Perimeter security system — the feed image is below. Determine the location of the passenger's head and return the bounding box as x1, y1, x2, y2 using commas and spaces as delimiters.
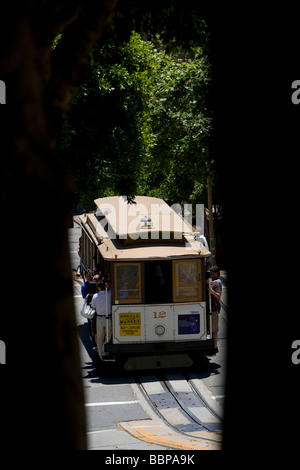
209, 265, 220, 278
96, 280, 105, 291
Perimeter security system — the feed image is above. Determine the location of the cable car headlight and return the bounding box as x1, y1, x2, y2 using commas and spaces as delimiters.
154, 324, 166, 336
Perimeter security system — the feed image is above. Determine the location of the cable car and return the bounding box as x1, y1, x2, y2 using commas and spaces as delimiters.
78, 196, 213, 369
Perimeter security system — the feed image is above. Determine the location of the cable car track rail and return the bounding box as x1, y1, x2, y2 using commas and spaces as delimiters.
186, 374, 224, 422
131, 373, 223, 447
165, 373, 224, 429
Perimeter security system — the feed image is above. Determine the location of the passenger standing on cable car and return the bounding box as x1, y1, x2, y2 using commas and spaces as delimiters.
208, 265, 222, 353
81, 270, 97, 348
91, 280, 112, 359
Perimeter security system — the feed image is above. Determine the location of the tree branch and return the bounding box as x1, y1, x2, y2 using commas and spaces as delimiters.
43, 0, 118, 142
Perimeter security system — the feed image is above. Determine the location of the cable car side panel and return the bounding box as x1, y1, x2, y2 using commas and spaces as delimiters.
112, 302, 206, 346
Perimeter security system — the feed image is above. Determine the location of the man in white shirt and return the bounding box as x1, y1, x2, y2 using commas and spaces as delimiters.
91, 281, 112, 359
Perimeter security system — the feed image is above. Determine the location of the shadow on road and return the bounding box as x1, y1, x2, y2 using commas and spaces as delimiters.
78, 322, 222, 384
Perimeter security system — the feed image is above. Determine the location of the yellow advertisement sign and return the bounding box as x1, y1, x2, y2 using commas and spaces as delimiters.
119, 312, 141, 336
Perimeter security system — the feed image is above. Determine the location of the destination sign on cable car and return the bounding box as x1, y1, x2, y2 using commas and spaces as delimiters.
119, 312, 141, 336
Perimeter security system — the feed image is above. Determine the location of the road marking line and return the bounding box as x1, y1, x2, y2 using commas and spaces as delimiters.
87, 429, 121, 435
134, 427, 208, 450
212, 395, 225, 400
85, 400, 139, 407
87, 429, 116, 434
120, 420, 222, 450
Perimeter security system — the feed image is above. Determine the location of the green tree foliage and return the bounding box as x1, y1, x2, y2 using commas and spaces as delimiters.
139, 43, 212, 204
58, 30, 212, 208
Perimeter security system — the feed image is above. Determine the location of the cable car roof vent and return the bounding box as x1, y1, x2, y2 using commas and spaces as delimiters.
140, 216, 152, 229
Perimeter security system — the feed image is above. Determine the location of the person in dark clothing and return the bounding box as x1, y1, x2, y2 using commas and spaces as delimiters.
208, 265, 222, 353
81, 270, 97, 348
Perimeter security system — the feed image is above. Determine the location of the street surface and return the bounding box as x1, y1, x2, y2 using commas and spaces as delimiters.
68, 222, 227, 450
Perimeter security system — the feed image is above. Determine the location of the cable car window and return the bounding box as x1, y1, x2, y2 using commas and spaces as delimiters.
114, 263, 141, 304
173, 259, 202, 302
145, 260, 173, 303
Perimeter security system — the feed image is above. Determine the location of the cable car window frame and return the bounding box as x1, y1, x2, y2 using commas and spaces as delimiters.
172, 259, 202, 302
114, 262, 142, 304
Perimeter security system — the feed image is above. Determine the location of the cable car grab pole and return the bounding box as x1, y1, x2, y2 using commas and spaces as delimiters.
105, 283, 109, 346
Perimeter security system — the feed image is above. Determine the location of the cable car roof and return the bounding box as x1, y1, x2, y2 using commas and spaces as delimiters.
79, 196, 210, 261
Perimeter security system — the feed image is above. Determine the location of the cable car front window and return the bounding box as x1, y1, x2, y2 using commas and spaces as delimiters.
173, 259, 202, 302
114, 263, 141, 303
145, 260, 172, 303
